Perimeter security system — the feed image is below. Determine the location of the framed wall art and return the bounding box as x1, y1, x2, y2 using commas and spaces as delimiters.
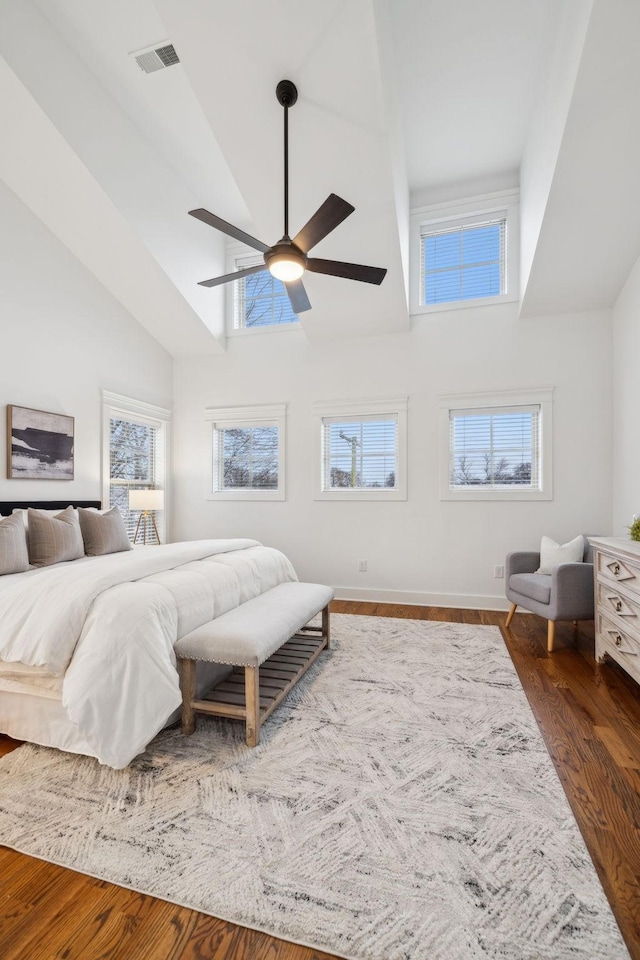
6, 405, 74, 480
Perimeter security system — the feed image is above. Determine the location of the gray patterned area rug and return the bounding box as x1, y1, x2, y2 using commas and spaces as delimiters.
0, 615, 629, 960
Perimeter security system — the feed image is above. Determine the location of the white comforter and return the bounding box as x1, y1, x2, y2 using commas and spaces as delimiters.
0, 540, 297, 768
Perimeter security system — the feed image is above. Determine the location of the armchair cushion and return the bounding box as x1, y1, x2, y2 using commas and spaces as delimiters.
509, 573, 552, 606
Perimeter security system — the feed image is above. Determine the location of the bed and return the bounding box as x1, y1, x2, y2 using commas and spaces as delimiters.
0, 501, 297, 769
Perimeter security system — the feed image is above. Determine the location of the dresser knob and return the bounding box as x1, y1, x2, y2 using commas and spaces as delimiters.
615, 599, 623, 612
612, 562, 621, 576
615, 634, 622, 647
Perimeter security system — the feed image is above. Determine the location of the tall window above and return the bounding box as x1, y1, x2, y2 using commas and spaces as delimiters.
421, 217, 506, 305
102, 392, 170, 539
206, 404, 286, 500
313, 399, 408, 501
439, 389, 553, 501
410, 190, 519, 314
234, 255, 299, 330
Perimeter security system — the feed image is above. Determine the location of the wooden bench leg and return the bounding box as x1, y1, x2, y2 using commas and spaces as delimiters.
322, 604, 331, 649
180, 658, 197, 735
245, 665, 260, 747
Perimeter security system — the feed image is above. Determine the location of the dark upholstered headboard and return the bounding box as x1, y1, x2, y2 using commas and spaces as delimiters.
0, 500, 101, 516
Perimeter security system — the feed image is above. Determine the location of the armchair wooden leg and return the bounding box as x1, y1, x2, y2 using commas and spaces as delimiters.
505, 603, 517, 628
547, 620, 556, 653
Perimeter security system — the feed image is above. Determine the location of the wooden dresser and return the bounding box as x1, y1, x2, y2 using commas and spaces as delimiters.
590, 537, 640, 686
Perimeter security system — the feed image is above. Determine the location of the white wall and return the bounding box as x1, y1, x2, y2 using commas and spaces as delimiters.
612, 251, 640, 535
519, 0, 592, 307
0, 181, 173, 503
173, 304, 612, 609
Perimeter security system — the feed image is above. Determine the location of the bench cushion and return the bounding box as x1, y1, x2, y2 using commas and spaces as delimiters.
174, 581, 334, 667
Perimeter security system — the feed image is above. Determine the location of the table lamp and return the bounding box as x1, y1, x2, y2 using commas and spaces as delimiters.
129, 489, 164, 544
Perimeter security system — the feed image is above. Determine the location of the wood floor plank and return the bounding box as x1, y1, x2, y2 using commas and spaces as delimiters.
0, 735, 20, 758
1, 602, 640, 959
0, 863, 105, 960
68, 895, 197, 960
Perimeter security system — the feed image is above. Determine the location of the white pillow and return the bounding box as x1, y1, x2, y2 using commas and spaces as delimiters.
537, 535, 584, 574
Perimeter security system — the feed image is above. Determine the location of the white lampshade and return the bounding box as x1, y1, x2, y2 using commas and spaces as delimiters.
129, 489, 164, 511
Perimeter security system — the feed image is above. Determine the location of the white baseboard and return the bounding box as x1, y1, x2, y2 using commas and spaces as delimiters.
332, 586, 511, 612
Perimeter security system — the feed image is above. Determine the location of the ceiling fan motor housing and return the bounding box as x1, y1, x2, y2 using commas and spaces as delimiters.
264, 239, 306, 282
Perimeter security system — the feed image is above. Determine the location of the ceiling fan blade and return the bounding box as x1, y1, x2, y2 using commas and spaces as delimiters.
306, 258, 387, 285
198, 264, 267, 288
189, 208, 271, 254
292, 194, 355, 254
284, 278, 312, 313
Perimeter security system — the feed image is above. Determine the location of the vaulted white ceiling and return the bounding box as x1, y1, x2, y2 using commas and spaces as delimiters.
0, 0, 637, 354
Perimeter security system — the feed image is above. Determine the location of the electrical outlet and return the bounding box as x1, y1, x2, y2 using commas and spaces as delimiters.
358, 559, 367, 572
494, 564, 505, 578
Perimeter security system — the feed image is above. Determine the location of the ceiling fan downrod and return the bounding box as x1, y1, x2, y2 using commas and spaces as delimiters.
276, 79, 298, 240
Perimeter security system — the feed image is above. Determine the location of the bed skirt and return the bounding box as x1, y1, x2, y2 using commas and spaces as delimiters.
0, 660, 231, 763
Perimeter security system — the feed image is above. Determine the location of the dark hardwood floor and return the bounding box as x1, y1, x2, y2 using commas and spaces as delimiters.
1, 601, 639, 959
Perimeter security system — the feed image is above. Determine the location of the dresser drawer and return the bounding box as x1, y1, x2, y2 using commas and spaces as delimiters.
596, 549, 640, 598
597, 612, 640, 657
596, 612, 640, 684
596, 580, 640, 635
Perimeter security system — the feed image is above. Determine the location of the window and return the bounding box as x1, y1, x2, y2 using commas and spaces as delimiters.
233, 255, 299, 330
102, 392, 170, 539
439, 389, 553, 501
410, 190, 519, 314
206, 403, 286, 500
313, 398, 408, 501
421, 217, 505, 305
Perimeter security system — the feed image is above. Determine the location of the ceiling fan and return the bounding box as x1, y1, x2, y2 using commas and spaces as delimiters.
188, 80, 387, 314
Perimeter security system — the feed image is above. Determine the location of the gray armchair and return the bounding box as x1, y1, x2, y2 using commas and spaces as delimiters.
504, 537, 596, 652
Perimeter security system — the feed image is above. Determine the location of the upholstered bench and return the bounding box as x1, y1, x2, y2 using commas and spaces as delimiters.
174, 581, 334, 746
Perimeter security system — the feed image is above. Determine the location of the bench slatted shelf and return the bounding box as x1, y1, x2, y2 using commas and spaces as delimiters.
175, 582, 333, 747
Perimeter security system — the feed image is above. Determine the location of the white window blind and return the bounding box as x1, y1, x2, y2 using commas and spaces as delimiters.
234, 256, 298, 329
421, 215, 506, 305
321, 415, 398, 491
448, 405, 540, 491
213, 425, 279, 491
109, 416, 163, 539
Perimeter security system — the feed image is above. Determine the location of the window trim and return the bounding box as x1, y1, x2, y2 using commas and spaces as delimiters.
439, 388, 553, 501
410, 189, 519, 315
225, 241, 303, 336
312, 398, 408, 501
101, 390, 171, 540
205, 402, 286, 501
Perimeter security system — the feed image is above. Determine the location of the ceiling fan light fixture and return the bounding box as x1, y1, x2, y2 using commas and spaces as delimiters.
268, 255, 305, 282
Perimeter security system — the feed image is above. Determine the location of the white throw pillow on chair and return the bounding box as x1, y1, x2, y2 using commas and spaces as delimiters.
537, 535, 584, 574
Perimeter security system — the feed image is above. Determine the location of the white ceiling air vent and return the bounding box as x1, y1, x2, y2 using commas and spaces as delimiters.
133, 43, 180, 75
